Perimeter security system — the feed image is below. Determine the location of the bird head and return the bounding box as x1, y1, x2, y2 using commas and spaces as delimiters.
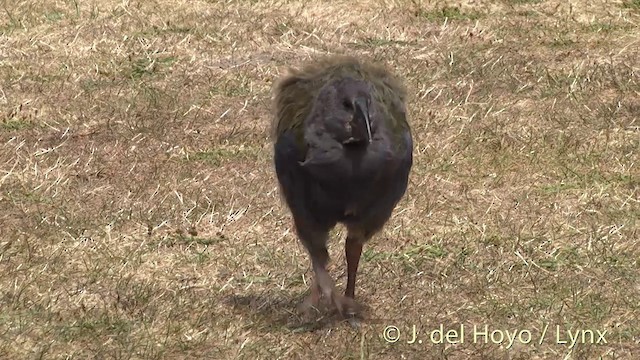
315, 77, 374, 146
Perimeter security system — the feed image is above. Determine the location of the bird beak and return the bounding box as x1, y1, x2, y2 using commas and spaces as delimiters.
353, 97, 372, 143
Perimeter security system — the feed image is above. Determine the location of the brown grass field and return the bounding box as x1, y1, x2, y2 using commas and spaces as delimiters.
1, 0, 639, 358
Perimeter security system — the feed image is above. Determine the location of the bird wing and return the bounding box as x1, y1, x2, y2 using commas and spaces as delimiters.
271, 72, 315, 153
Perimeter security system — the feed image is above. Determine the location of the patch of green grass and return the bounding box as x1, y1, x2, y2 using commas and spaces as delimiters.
537, 258, 558, 270
403, 243, 446, 259
507, 0, 544, 4
1, 15, 22, 33
585, 22, 622, 33
161, 234, 222, 247
363, 243, 446, 264
622, 0, 640, 9
362, 248, 388, 262
187, 145, 260, 165
272, 22, 289, 36
127, 56, 176, 79
1, 118, 34, 131
550, 34, 575, 47
80, 78, 113, 92
44, 11, 64, 22
208, 75, 252, 97
58, 316, 133, 342
539, 181, 579, 194
137, 25, 195, 36
515, 9, 539, 17
352, 37, 417, 49
239, 275, 270, 284
480, 233, 508, 247
192, 249, 210, 264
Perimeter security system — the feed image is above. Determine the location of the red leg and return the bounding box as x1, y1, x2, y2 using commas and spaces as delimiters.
345, 237, 363, 299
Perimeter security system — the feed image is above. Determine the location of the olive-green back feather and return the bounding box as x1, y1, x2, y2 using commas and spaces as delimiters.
271, 56, 409, 147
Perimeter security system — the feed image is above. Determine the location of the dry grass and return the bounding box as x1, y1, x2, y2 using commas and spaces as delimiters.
1, 0, 639, 358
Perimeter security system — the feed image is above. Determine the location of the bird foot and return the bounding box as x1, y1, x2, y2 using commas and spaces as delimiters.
315, 275, 362, 318
331, 293, 362, 318
346, 316, 361, 329
297, 281, 362, 319
296, 282, 323, 317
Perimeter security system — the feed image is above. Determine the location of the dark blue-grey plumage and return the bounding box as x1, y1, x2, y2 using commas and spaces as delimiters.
272, 56, 412, 316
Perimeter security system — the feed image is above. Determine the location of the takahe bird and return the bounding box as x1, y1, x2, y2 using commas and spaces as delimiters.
272, 55, 413, 316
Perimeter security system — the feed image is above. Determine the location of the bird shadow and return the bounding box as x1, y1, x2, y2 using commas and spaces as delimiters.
224, 291, 373, 333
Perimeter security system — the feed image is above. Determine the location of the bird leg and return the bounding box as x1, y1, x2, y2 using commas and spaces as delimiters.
317, 266, 360, 316
345, 234, 364, 299
295, 222, 360, 317
307, 245, 360, 316
299, 275, 321, 309
342, 225, 372, 324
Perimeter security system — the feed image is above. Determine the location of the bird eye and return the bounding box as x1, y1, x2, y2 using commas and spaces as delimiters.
343, 100, 353, 111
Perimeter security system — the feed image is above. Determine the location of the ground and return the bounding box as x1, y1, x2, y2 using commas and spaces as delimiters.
1, 0, 639, 359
